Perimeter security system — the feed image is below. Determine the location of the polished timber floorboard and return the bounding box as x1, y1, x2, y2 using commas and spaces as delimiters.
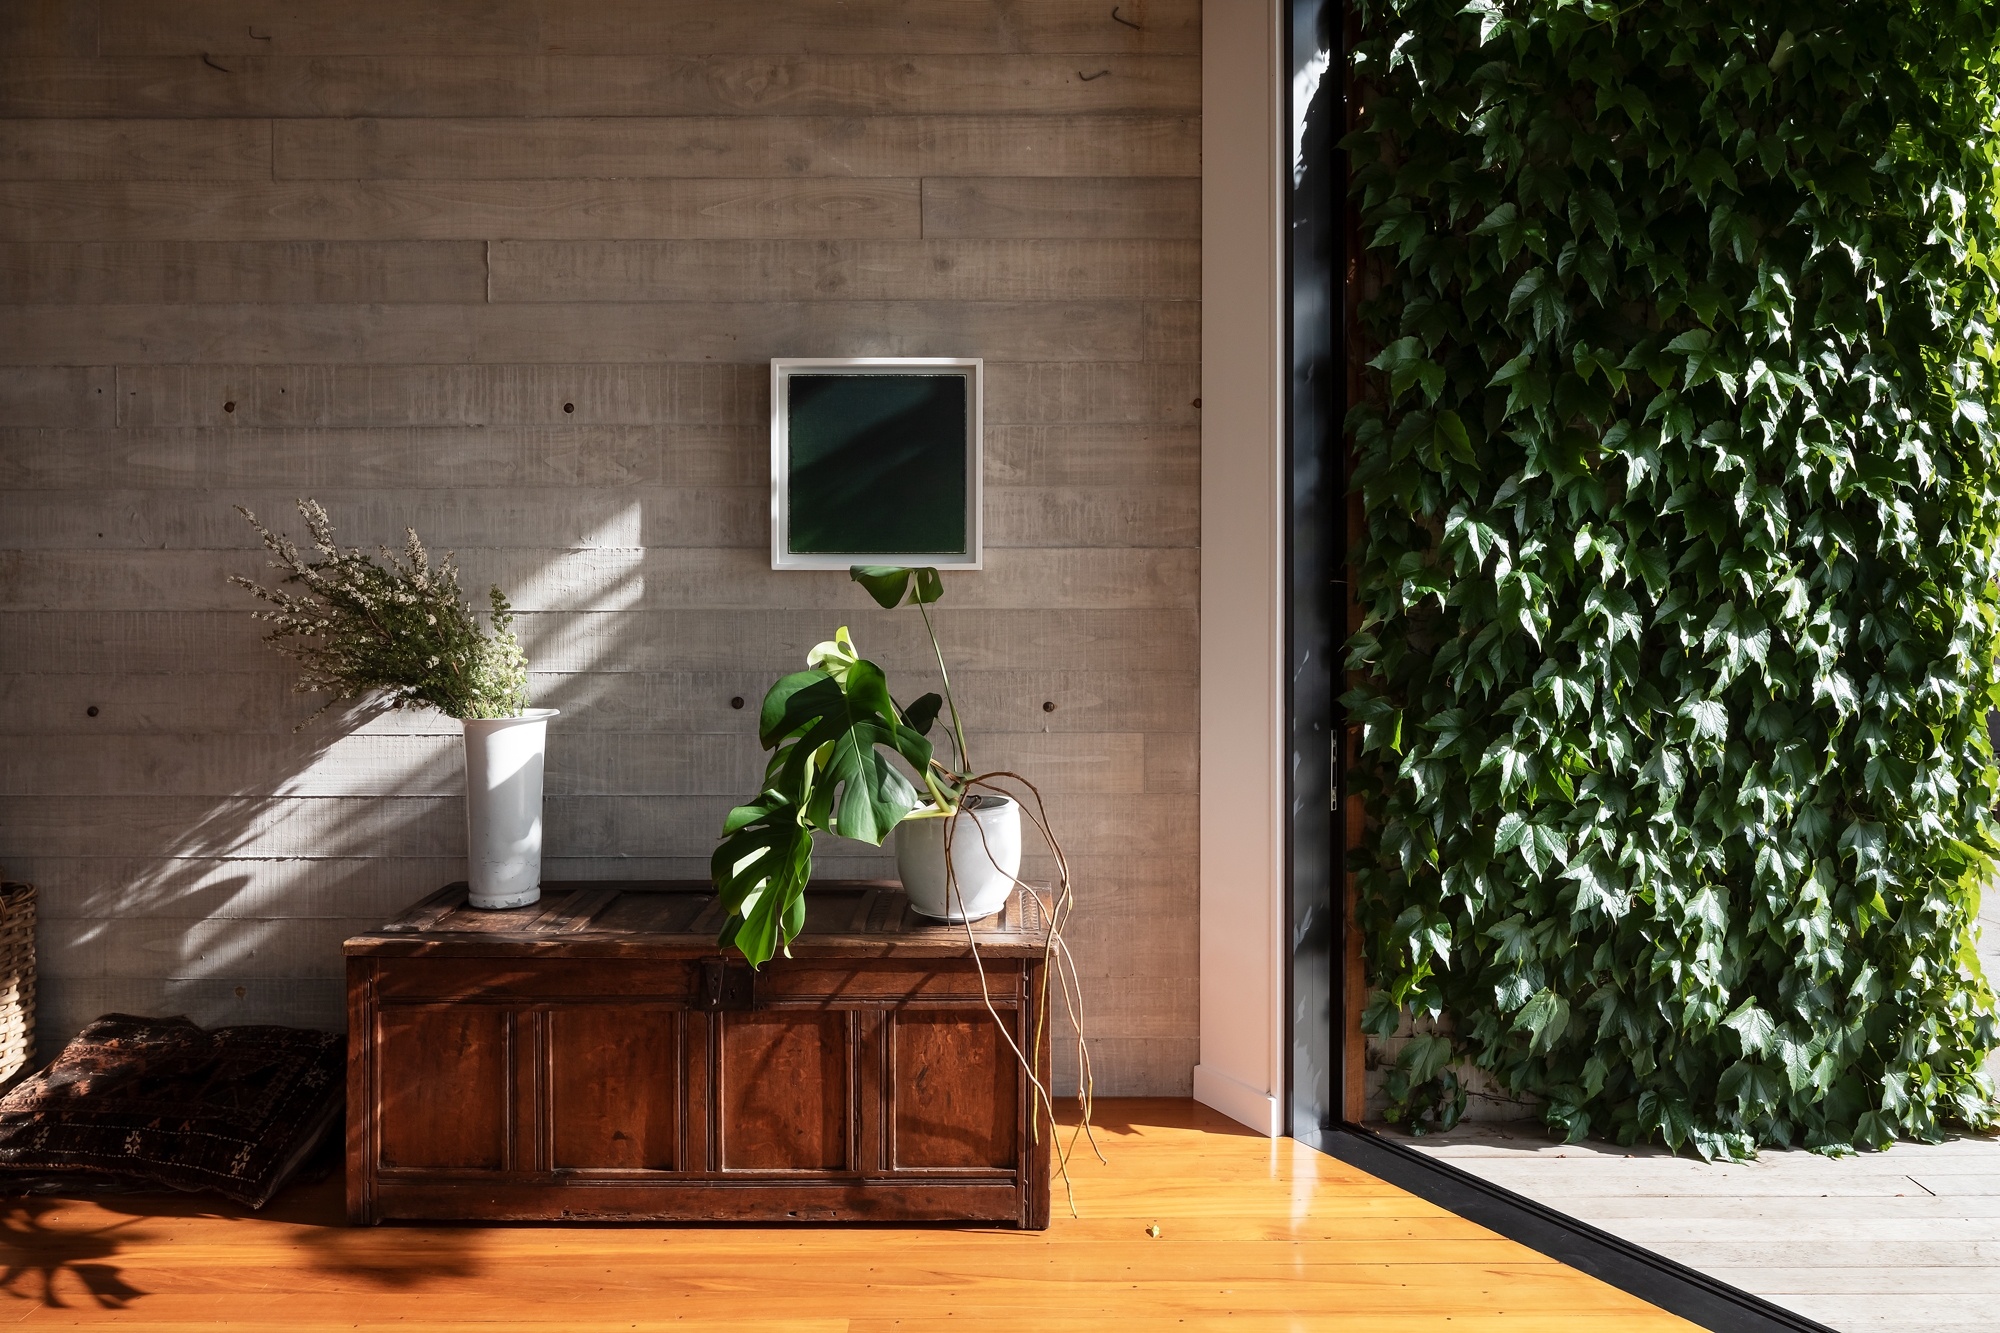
0, 1099, 1695, 1331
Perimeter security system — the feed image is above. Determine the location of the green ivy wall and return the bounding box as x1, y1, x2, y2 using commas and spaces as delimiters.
1345, 0, 2000, 1158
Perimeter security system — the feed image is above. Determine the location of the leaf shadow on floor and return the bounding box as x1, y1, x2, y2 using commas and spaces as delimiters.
0, 1192, 156, 1304
0, 1169, 489, 1313
0, 1196, 149, 1309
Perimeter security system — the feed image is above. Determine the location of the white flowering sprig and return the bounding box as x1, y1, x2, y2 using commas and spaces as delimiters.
231, 500, 529, 726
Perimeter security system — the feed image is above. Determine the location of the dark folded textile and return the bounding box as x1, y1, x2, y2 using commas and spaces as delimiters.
0, 1014, 343, 1208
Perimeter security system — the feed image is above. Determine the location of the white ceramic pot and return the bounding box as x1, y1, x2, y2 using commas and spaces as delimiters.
894, 794, 1022, 922
462, 708, 558, 910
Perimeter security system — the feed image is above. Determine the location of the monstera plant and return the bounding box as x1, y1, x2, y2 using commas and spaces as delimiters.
713, 565, 1102, 1208
711, 565, 972, 968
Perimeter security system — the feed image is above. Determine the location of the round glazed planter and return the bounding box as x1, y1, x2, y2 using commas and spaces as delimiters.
893, 794, 1022, 922
462, 708, 558, 910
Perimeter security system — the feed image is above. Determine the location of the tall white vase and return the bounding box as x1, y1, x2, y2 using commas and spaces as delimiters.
462, 708, 558, 910
894, 794, 1022, 922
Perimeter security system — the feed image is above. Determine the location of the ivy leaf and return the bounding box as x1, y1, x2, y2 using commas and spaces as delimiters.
1554, 369, 1612, 423
1640, 744, 1687, 801
1566, 187, 1620, 245
1854, 1111, 1898, 1150
1345, 691, 1406, 755
1838, 820, 1897, 893
1665, 328, 1739, 396
1481, 737, 1537, 797
1369, 336, 1447, 404
1572, 343, 1628, 393
1684, 146, 1741, 201
1776, 1031, 1828, 1093
1514, 988, 1572, 1055
1680, 696, 1729, 743
1434, 408, 1477, 463
1812, 669, 1859, 718
1520, 820, 1570, 876
1768, 29, 1796, 70
1723, 1000, 1778, 1057
1444, 505, 1506, 569
1704, 603, 1771, 681
1490, 352, 1551, 415
1370, 200, 1428, 259
1508, 267, 1570, 340
1597, 82, 1653, 130
1558, 239, 1616, 304
1487, 912, 1537, 966
1708, 206, 1757, 264
1362, 989, 1404, 1039
1461, 0, 1508, 48
1628, 545, 1670, 599
1586, 586, 1644, 646
1400, 1033, 1456, 1083
1719, 1060, 1787, 1116
1473, 201, 1543, 264
1561, 855, 1628, 919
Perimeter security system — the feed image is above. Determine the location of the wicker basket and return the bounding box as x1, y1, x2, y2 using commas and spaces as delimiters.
0, 883, 35, 1085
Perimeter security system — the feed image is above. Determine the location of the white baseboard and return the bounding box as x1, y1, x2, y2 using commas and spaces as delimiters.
1192, 1063, 1282, 1137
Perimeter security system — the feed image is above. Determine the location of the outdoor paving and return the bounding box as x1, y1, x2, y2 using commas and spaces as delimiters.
1376, 895, 2000, 1332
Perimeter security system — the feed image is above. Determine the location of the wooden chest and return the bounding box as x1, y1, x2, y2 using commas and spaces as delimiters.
344, 880, 1052, 1228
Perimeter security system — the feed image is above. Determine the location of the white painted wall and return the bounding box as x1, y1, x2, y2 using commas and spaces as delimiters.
1195, 0, 1287, 1137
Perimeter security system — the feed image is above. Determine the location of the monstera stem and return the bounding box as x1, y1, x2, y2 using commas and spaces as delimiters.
918, 763, 961, 818
917, 596, 972, 783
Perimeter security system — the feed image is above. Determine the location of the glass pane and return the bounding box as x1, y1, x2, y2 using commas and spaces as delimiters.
786, 372, 968, 556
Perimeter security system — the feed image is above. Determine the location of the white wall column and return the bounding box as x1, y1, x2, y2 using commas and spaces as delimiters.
1195, 0, 1287, 1138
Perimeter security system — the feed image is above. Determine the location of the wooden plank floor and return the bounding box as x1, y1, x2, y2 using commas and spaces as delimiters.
1389, 897, 2000, 1332
0, 1099, 1694, 1331
1387, 1119, 2000, 1333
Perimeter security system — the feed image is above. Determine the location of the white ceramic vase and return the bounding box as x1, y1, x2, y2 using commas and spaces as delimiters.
894, 794, 1022, 922
462, 708, 558, 910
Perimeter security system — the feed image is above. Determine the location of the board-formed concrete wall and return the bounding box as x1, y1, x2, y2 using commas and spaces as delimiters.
0, 0, 1200, 1093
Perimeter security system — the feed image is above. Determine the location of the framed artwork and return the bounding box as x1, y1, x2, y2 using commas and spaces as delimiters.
769, 357, 983, 571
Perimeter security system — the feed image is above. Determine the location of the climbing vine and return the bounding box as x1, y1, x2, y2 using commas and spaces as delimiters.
1344, 0, 2000, 1157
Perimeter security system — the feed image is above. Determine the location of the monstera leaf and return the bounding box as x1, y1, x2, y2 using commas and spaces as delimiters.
851, 564, 942, 608
710, 792, 812, 968
712, 626, 939, 967
848, 564, 971, 776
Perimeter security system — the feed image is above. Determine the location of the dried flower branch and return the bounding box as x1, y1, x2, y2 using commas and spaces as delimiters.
231, 500, 529, 726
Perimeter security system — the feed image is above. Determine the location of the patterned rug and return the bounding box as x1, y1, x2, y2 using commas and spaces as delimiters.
0, 1014, 343, 1208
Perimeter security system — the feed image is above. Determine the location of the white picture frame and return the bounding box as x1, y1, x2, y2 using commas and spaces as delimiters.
770, 357, 983, 572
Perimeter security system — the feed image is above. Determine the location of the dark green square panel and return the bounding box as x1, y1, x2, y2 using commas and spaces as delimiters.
786, 373, 969, 556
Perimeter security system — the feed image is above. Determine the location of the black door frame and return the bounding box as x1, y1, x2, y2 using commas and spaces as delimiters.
1284, 0, 1345, 1148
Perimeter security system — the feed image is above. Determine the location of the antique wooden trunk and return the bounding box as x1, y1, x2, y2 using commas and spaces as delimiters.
344, 880, 1052, 1227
